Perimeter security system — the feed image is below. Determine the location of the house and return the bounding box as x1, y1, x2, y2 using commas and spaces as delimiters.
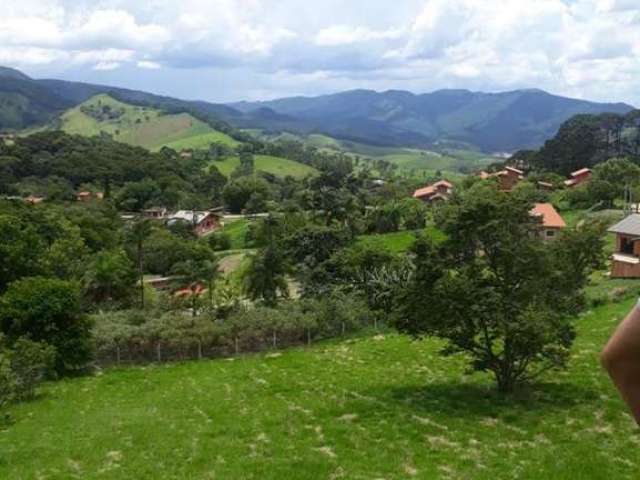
76, 191, 92, 202
413, 180, 453, 203
142, 207, 168, 219
564, 168, 592, 188
24, 195, 44, 204
479, 166, 524, 192
76, 191, 103, 202
167, 210, 221, 236
537, 181, 554, 191
530, 203, 566, 240
608, 214, 640, 278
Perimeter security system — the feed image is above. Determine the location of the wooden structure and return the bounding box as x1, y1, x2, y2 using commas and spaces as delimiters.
479, 167, 523, 192
167, 210, 221, 236
530, 203, 566, 240
413, 180, 453, 203
608, 214, 640, 278
142, 207, 168, 219
564, 168, 592, 188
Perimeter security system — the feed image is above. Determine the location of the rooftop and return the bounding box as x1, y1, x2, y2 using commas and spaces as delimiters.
608, 214, 640, 237
530, 203, 566, 228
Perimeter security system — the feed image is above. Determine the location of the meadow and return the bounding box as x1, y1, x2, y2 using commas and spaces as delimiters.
209, 155, 318, 179
59, 94, 238, 151
0, 297, 637, 479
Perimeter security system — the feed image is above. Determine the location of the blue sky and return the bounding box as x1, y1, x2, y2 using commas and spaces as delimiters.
2, 0, 639, 105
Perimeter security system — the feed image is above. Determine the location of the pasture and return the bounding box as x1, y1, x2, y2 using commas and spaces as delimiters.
0, 298, 637, 479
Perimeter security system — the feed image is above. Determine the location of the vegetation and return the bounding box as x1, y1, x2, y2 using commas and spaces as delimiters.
0, 298, 637, 479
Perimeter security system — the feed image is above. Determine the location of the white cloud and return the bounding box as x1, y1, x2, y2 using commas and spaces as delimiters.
137, 60, 161, 69
0, 0, 638, 105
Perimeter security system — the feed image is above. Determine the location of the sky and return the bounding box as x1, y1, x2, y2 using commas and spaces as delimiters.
1, 0, 639, 105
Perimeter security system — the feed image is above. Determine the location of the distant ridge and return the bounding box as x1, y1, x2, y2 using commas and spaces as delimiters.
229, 88, 634, 152
0, 65, 634, 152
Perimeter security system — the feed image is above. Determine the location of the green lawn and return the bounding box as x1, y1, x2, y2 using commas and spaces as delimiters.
209, 155, 318, 179
1, 298, 637, 479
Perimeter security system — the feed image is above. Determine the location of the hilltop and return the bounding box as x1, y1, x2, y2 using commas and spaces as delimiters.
58, 94, 238, 151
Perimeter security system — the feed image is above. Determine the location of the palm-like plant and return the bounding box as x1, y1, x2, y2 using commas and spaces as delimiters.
125, 219, 153, 309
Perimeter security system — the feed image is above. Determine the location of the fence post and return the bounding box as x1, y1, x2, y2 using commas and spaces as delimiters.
307, 328, 311, 346
116, 344, 121, 364
156, 342, 162, 362
197, 340, 203, 360
234, 336, 239, 354
273, 330, 277, 349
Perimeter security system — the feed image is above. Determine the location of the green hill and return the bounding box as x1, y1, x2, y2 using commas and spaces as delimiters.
210, 154, 318, 179
0, 297, 636, 479
59, 94, 238, 151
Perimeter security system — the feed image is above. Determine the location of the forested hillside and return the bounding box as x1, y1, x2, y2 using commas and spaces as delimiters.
516, 110, 640, 175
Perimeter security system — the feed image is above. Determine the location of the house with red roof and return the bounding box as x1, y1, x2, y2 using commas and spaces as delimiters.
413, 180, 453, 203
479, 166, 524, 192
564, 168, 592, 188
530, 203, 566, 240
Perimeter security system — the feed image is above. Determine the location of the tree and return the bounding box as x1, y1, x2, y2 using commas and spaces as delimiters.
171, 254, 220, 315
0, 277, 93, 375
83, 249, 137, 304
126, 219, 153, 309
223, 177, 271, 213
394, 183, 604, 393
244, 244, 289, 307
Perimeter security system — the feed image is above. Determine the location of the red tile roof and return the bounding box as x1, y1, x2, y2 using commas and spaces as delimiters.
530, 203, 566, 228
570, 168, 591, 177
412, 180, 452, 199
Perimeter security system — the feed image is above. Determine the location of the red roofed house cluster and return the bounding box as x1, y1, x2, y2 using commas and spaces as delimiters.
530, 203, 566, 240
413, 180, 454, 203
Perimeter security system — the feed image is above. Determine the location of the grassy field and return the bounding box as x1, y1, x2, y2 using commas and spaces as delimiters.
58, 94, 238, 151
1, 297, 637, 479
209, 155, 318, 179
356, 226, 447, 254
220, 218, 252, 250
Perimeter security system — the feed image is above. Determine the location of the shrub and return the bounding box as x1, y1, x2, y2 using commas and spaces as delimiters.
0, 277, 93, 375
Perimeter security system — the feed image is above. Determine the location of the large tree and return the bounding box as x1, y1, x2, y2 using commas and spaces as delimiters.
0, 277, 93, 375
394, 183, 605, 392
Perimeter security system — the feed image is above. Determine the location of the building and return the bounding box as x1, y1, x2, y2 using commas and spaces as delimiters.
76, 191, 103, 202
142, 207, 168, 219
167, 210, 221, 236
479, 166, 524, 192
564, 168, 592, 188
413, 180, 453, 203
76, 191, 92, 202
537, 181, 554, 191
24, 195, 44, 204
608, 214, 640, 278
530, 203, 566, 240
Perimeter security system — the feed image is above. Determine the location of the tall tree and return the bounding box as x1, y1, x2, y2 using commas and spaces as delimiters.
126, 219, 153, 309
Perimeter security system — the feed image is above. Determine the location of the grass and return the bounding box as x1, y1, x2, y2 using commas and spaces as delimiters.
220, 218, 251, 250
209, 155, 318, 179
356, 226, 446, 254
1, 298, 638, 479
58, 94, 237, 150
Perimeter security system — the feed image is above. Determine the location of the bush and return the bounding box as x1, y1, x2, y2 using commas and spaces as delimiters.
0, 277, 93, 375
0, 334, 54, 416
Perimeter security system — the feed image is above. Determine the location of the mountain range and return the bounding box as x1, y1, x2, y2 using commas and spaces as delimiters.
0, 66, 634, 152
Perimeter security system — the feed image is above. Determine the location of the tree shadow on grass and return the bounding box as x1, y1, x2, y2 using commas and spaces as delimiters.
360, 380, 602, 421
